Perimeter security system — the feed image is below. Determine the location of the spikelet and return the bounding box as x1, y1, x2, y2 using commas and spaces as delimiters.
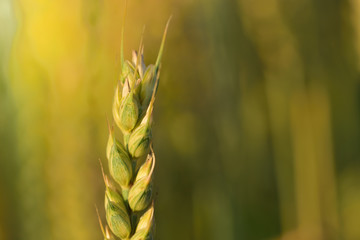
135, 149, 155, 182
116, 79, 140, 132
99, 8, 171, 239
128, 149, 155, 211
130, 204, 155, 240
128, 178, 153, 212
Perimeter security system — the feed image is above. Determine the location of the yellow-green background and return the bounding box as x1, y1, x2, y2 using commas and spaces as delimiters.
1, 0, 360, 239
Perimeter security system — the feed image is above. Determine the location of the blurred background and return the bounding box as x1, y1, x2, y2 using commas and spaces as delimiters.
1, 0, 360, 239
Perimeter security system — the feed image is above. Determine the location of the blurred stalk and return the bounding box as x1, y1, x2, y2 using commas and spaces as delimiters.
198, 0, 249, 239
339, 167, 360, 240
237, 1, 341, 238
10, 0, 99, 239
290, 91, 323, 240
281, 0, 356, 238
310, 85, 339, 239
336, 2, 360, 240
289, 84, 339, 240
350, 0, 360, 71
10, 1, 50, 239
237, 0, 302, 234
0, 0, 16, 239
313, 0, 360, 171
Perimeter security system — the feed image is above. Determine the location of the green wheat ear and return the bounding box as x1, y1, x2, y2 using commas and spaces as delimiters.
99, 5, 171, 239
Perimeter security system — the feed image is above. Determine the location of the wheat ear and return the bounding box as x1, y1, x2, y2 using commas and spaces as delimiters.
99, 17, 171, 240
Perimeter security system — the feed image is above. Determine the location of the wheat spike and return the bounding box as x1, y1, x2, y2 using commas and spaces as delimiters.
101, 11, 170, 240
